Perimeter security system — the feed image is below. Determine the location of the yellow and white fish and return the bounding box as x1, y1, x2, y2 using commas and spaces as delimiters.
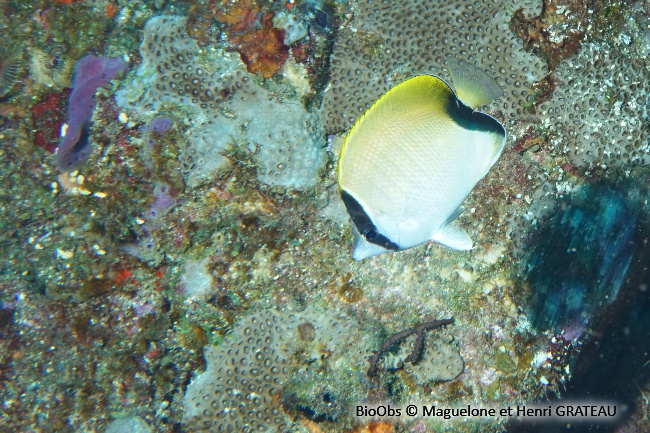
337, 59, 506, 260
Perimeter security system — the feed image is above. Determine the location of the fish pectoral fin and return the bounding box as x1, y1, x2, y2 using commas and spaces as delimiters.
447, 58, 504, 110
432, 223, 473, 250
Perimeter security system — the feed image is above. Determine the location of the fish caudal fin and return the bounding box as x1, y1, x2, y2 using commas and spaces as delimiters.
432, 222, 473, 250
448, 58, 503, 110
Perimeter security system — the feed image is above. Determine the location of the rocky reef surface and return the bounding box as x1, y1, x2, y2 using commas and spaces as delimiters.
1, 0, 650, 433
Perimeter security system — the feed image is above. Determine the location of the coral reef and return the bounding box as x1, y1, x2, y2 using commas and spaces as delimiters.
183, 305, 468, 430
182, 307, 371, 432
539, 41, 650, 171
117, 15, 326, 190
4, 1, 650, 433
502, 2, 650, 258
320, 0, 547, 133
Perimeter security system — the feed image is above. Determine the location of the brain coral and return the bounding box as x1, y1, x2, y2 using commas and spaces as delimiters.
540, 41, 650, 170
320, 0, 547, 133
183, 310, 293, 432
183, 307, 466, 430
117, 16, 325, 189
182, 308, 368, 432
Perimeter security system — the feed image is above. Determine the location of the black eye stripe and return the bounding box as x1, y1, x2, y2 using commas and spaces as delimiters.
340, 190, 399, 251
364, 229, 377, 240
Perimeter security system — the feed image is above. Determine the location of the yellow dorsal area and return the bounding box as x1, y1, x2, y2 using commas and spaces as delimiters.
338, 75, 455, 186
447, 58, 504, 110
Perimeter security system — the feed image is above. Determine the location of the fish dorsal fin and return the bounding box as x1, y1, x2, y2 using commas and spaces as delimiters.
447, 58, 504, 110
432, 222, 473, 250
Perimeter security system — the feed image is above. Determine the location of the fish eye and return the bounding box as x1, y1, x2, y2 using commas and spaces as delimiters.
364, 229, 378, 240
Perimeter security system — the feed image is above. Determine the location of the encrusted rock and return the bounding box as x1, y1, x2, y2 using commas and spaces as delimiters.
382, 333, 464, 384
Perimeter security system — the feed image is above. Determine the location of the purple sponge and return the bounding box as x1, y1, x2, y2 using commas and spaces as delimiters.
56, 55, 127, 171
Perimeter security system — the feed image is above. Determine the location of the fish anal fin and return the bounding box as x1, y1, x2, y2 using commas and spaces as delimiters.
447, 58, 504, 110
432, 222, 473, 250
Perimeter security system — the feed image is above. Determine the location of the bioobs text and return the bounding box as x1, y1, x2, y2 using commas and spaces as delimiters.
356, 405, 401, 417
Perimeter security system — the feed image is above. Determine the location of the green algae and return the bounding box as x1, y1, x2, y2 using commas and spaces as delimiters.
495, 351, 517, 375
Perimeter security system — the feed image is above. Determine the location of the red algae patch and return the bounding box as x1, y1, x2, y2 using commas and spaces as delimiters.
214, 0, 289, 78
30, 90, 68, 153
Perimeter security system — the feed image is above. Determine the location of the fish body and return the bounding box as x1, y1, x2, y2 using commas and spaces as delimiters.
337, 59, 506, 260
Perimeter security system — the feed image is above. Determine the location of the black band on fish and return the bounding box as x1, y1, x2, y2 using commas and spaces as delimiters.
445, 89, 506, 138
340, 190, 399, 251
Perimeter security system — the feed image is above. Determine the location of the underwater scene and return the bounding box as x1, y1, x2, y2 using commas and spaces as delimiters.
1, 0, 650, 432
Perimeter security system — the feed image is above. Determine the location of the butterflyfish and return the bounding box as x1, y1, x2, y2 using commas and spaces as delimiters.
337, 58, 506, 260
